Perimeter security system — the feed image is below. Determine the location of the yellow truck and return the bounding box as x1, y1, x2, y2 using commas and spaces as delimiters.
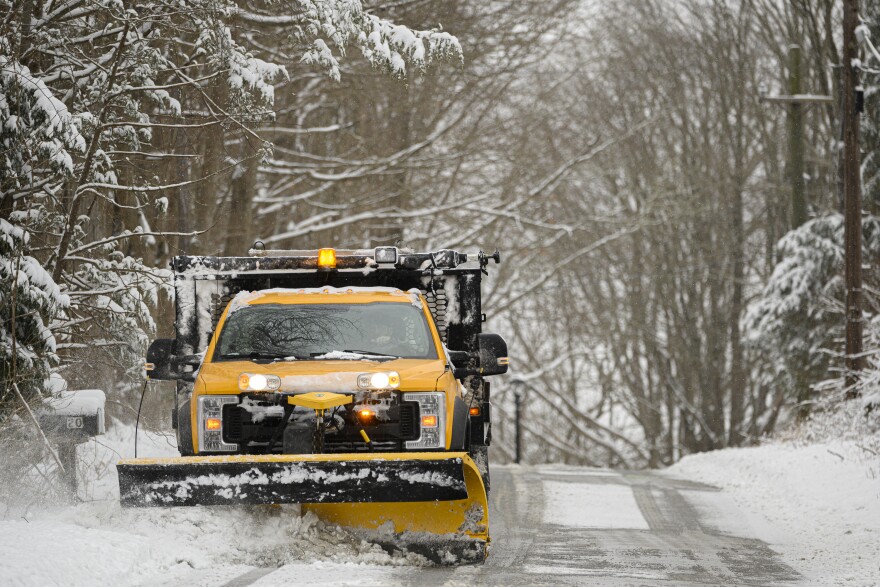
118, 247, 507, 562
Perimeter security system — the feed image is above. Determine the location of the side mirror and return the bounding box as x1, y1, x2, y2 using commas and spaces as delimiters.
146, 339, 177, 380
478, 333, 509, 376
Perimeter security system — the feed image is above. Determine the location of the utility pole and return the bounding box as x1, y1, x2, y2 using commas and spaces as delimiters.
760, 45, 833, 230
760, 46, 832, 418
842, 0, 865, 395
788, 45, 807, 228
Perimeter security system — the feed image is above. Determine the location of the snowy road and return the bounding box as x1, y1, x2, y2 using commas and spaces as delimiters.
189, 466, 800, 586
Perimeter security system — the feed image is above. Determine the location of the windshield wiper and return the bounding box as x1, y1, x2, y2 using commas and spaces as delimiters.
342, 349, 398, 357
221, 352, 304, 361
307, 350, 398, 360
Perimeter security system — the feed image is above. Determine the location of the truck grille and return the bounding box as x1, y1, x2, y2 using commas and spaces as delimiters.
399, 402, 416, 438
223, 406, 244, 441
222, 396, 421, 451
323, 440, 400, 453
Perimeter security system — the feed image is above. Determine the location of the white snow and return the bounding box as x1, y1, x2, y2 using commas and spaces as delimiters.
311, 350, 387, 361
541, 478, 650, 530
43, 389, 105, 417
0, 422, 425, 586
666, 439, 880, 586
0, 502, 415, 587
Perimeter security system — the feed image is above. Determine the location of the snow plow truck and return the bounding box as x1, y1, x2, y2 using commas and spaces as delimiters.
117, 246, 508, 562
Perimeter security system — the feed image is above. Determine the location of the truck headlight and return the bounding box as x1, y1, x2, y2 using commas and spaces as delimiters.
405, 392, 446, 450
238, 373, 281, 391
197, 395, 238, 452
357, 371, 400, 390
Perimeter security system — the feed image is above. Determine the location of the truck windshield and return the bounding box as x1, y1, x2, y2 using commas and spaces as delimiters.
214, 302, 438, 361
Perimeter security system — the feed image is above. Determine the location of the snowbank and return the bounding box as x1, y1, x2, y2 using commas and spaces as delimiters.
0, 423, 426, 586
666, 438, 880, 586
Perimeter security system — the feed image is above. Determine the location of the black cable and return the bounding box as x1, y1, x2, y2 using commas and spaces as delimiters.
134, 379, 148, 458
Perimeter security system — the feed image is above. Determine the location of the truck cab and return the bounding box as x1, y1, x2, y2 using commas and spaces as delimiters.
193, 287, 481, 456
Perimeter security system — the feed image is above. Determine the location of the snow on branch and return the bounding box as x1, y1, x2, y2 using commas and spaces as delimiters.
0, 56, 86, 184
292, 1, 462, 80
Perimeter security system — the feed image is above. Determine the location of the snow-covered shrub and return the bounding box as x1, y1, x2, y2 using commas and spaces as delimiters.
746, 214, 880, 409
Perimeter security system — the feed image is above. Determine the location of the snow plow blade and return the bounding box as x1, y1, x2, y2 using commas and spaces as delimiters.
118, 452, 488, 562
117, 452, 472, 506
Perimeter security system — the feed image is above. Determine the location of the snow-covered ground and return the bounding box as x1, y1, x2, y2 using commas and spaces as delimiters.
0, 424, 423, 587
667, 416, 880, 586
2, 405, 878, 586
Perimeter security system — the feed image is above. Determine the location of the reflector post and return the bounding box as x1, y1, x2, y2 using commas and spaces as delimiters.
317, 248, 337, 270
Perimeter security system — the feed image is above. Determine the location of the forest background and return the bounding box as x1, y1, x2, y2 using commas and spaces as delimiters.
2, 0, 880, 478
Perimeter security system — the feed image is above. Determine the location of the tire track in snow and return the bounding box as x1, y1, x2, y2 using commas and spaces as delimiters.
221, 566, 282, 586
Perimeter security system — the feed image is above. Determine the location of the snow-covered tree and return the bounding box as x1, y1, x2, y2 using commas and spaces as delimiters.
745, 214, 880, 408
0, 217, 69, 408
0, 0, 461, 409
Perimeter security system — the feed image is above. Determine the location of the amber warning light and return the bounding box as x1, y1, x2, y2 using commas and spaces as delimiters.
421, 415, 438, 427
317, 248, 337, 269
205, 418, 221, 431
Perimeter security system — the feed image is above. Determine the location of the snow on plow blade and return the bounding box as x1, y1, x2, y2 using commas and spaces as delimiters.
117, 452, 470, 507
118, 452, 489, 562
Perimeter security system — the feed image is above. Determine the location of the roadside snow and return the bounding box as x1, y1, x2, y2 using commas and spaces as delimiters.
0, 501, 416, 587
666, 439, 880, 586
0, 423, 425, 586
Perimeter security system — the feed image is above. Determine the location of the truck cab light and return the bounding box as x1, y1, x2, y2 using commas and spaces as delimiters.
205, 417, 221, 431
317, 248, 336, 269
421, 415, 438, 427
374, 246, 398, 265
469, 407, 481, 417
359, 409, 376, 419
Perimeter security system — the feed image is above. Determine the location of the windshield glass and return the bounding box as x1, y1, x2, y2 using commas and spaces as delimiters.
214, 302, 438, 361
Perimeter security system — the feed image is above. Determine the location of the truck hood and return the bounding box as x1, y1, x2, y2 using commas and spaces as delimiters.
197, 358, 448, 394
